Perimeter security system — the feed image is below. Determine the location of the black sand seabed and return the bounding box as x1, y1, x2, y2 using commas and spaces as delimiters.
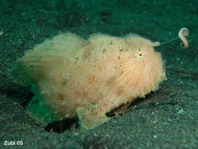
0, 0, 198, 148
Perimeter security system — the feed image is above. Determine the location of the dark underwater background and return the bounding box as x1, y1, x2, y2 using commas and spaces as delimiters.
0, 0, 198, 148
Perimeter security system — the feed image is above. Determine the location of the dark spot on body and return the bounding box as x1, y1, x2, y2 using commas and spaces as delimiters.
62, 79, 68, 85
58, 93, 64, 101
102, 48, 106, 53
107, 76, 116, 86
117, 88, 124, 96
75, 58, 78, 63
88, 75, 96, 84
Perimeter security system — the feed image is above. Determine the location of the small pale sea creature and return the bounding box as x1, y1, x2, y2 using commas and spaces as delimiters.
11, 28, 189, 130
